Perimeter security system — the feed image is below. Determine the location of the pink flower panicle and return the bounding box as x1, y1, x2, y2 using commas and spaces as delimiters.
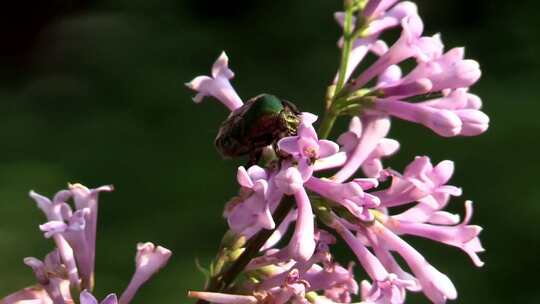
1, 184, 171, 304
188, 1, 487, 303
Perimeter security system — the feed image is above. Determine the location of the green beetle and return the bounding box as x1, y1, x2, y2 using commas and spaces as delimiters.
215, 94, 301, 162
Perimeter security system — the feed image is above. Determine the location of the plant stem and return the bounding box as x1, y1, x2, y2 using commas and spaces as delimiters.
319, 1, 355, 139
196, 196, 295, 304
335, 3, 355, 93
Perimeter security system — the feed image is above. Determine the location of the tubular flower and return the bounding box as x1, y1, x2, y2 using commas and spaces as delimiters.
2, 185, 171, 304
186, 51, 244, 111
119, 243, 173, 304
337, 116, 400, 179
80, 291, 118, 304
1, 0, 489, 303
225, 165, 275, 236
359, 34, 488, 137
187, 0, 487, 303
333, 0, 489, 138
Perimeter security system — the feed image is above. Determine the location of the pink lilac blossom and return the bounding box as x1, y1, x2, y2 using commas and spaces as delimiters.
186, 51, 244, 111
0, 0, 488, 303
333, 1, 489, 139
361, 32, 488, 137
224, 165, 275, 236
80, 291, 118, 304
335, 1, 420, 83
337, 116, 400, 179
187, 0, 487, 303
333, 115, 392, 183
187, 116, 484, 303
216, 232, 361, 304
278, 113, 340, 180
1, 184, 171, 304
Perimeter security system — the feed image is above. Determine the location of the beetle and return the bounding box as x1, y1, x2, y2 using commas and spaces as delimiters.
215, 93, 301, 163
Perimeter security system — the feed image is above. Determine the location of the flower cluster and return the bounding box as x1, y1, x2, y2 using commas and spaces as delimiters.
1, 184, 172, 304
186, 1, 487, 303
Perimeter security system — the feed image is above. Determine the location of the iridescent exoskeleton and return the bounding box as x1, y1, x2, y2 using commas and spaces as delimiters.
215, 94, 301, 162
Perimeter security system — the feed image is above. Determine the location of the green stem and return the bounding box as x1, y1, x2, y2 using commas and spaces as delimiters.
319, 1, 356, 139
335, 2, 355, 93
196, 197, 295, 304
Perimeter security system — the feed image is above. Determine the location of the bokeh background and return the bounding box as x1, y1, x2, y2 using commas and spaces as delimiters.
0, 0, 538, 303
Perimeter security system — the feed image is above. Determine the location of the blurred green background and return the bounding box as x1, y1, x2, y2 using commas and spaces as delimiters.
0, 0, 538, 303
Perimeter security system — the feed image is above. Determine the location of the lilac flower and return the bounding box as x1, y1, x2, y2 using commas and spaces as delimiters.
367, 58, 488, 136
80, 290, 118, 304
30, 184, 113, 290
186, 1, 487, 303
389, 201, 485, 267
363, 0, 402, 21
360, 274, 415, 304
312, 151, 348, 172
187, 291, 259, 304
377, 76, 433, 99
3, 1, 489, 302
278, 113, 340, 179
186, 51, 244, 111
2, 184, 171, 304
275, 166, 306, 196
334, 1, 489, 139
399, 48, 481, 92
190, 238, 360, 304
372, 99, 463, 137
285, 189, 316, 262
330, 216, 413, 304
363, 2, 419, 37
305, 177, 380, 221
188, 112, 482, 298
1, 286, 52, 304
224, 166, 275, 236
369, 222, 458, 303
275, 167, 316, 261
68, 184, 113, 263
254, 231, 334, 288
120, 242, 172, 304
268, 269, 311, 304
349, 15, 442, 91
260, 209, 298, 251
369, 241, 421, 293
306, 263, 359, 303
417, 89, 489, 136
22, 251, 72, 304
268, 155, 481, 303
372, 156, 462, 207
331, 219, 385, 283
337, 116, 399, 178
333, 115, 391, 183
30, 193, 82, 290
370, 90, 488, 137
335, 2, 420, 83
